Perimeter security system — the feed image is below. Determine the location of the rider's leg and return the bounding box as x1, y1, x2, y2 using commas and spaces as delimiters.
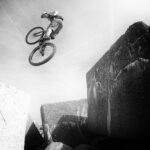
42, 27, 52, 41
50, 21, 63, 39
46, 28, 52, 38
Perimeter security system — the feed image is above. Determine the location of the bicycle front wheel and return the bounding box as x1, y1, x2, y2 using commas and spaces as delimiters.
25, 26, 44, 45
29, 43, 56, 66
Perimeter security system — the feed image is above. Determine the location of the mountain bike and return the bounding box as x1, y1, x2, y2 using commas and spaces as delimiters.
25, 26, 56, 66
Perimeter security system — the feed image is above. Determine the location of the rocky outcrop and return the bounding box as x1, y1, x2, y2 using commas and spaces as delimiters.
51, 115, 87, 148
0, 84, 30, 150
74, 144, 98, 150
25, 118, 45, 150
40, 99, 88, 148
86, 21, 150, 139
40, 99, 87, 127
45, 142, 73, 150
40, 22, 150, 150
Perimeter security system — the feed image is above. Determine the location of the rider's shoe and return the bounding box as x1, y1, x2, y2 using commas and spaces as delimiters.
50, 33, 56, 39
42, 37, 50, 41
51, 36, 55, 39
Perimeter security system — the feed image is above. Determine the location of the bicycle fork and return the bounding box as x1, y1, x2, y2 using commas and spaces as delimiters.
39, 42, 45, 56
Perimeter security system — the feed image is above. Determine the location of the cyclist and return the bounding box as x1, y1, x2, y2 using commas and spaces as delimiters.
41, 11, 64, 40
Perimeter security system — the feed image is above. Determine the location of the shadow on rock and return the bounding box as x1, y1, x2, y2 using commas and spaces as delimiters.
51, 115, 88, 148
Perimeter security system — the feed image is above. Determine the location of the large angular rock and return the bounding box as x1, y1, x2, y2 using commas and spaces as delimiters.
24, 117, 45, 150
40, 99, 87, 143
51, 115, 87, 148
45, 142, 73, 150
74, 144, 97, 150
86, 21, 150, 139
0, 84, 30, 150
40, 99, 87, 126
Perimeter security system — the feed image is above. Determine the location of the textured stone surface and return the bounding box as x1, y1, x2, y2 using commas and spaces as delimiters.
40, 99, 87, 143
75, 144, 97, 150
25, 120, 45, 150
0, 83, 30, 150
45, 142, 73, 150
89, 138, 149, 150
51, 115, 87, 148
86, 21, 150, 138
40, 99, 87, 126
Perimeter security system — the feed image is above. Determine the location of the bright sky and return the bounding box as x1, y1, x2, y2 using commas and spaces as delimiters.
0, 0, 150, 123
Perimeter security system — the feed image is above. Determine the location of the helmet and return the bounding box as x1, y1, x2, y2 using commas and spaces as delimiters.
54, 11, 59, 16
50, 11, 59, 16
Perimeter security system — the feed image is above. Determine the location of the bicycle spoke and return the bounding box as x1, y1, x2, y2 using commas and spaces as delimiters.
32, 50, 42, 61
43, 46, 53, 56
30, 44, 55, 65
33, 31, 43, 37
26, 27, 44, 44
29, 43, 56, 66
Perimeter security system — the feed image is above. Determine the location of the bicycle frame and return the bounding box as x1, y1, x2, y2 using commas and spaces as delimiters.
33, 31, 44, 37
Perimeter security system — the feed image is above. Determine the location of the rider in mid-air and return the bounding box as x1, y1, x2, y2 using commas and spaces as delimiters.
41, 11, 64, 40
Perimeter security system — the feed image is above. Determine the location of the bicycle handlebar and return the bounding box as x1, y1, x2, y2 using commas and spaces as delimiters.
41, 13, 63, 21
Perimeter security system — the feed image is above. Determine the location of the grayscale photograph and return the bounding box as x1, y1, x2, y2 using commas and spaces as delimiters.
0, 0, 150, 150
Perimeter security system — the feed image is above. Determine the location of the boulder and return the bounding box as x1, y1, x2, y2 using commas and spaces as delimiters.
40, 99, 88, 145
86, 21, 150, 139
74, 144, 97, 150
51, 115, 87, 148
25, 118, 45, 150
0, 84, 30, 150
45, 142, 73, 150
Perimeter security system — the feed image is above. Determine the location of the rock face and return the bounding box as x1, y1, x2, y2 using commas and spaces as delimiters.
40, 99, 87, 144
40, 99, 88, 148
24, 120, 45, 150
51, 115, 87, 148
74, 144, 97, 150
0, 84, 30, 150
45, 142, 73, 150
40, 99, 87, 127
86, 21, 150, 139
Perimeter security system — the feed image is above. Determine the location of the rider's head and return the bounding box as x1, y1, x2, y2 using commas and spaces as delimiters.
54, 11, 59, 16
50, 11, 59, 16
41, 11, 59, 19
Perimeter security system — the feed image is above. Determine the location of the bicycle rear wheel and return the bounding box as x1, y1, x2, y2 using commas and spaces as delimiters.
29, 43, 56, 66
25, 26, 44, 45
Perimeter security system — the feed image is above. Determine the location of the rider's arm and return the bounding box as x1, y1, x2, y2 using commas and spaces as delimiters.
54, 15, 64, 21
41, 12, 64, 21
41, 13, 53, 21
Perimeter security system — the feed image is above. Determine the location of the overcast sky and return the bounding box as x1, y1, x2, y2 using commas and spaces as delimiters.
0, 0, 150, 123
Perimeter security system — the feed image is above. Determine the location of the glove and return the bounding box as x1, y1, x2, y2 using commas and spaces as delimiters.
55, 15, 64, 21
41, 14, 44, 18
41, 13, 48, 18
60, 17, 64, 21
